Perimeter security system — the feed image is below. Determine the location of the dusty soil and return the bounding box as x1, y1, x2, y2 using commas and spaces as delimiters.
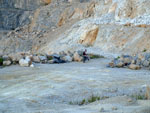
0, 59, 150, 113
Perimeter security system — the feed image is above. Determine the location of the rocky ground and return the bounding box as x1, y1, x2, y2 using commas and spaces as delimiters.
1, 0, 150, 113
0, 59, 150, 113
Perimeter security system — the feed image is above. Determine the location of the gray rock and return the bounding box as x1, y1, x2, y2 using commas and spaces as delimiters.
39, 56, 47, 62
62, 55, 73, 62
142, 60, 150, 67
9, 53, 23, 62
0, 0, 51, 30
2, 55, 10, 61
120, 55, 132, 65
136, 59, 142, 66
144, 53, 150, 61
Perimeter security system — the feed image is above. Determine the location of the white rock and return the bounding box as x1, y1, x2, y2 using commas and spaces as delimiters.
19, 59, 30, 67
30, 64, 35, 68
3, 60, 11, 66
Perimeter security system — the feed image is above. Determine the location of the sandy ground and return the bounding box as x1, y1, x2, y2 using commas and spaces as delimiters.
0, 58, 150, 113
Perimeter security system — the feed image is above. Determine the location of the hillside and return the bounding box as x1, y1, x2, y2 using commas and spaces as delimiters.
1, 0, 150, 57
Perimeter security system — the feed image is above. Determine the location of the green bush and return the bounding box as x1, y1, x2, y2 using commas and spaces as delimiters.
131, 94, 146, 100
0, 57, 3, 66
143, 48, 147, 52
47, 56, 53, 60
89, 54, 104, 59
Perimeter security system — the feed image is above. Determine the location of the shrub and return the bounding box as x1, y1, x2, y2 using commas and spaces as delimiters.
69, 95, 103, 106
143, 48, 147, 52
89, 54, 104, 59
0, 57, 3, 66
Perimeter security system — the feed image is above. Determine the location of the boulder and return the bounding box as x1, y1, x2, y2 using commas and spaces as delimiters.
62, 55, 73, 62
38, 55, 47, 63
108, 62, 115, 68
19, 56, 32, 67
9, 53, 23, 62
116, 61, 124, 68
146, 86, 150, 100
136, 59, 142, 66
3, 60, 11, 66
30, 64, 35, 68
32, 56, 40, 63
48, 60, 54, 64
109, 59, 124, 68
2, 55, 10, 61
120, 55, 132, 65
73, 52, 83, 62
144, 53, 150, 61
128, 64, 141, 70
142, 60, 150, 67
19, 59, 30, 67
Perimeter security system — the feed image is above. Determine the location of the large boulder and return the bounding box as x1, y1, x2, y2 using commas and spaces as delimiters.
108, 59, 124, 68
73, 52, 83, 62
120, 55, 132, 65
3, 60, 11, 66
19, 56, 32, 67
142, 60, 150, 67
9, 53, 23, 62
128, 64, 141, 70
62, 55, 73, 62
2, 55, 11, 61
78, 24, 99, 46
32, 56, 41, 63
38, 55, 47, 63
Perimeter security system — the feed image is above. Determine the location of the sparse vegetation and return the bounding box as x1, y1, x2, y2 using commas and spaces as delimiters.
69, 95, 106, 106
47, 56, 53, 60
143, 48, 147, 52
0, 57, 3, 66
131, 94, 147, 100
116, 56, 120, 59
89, 54, 104, 59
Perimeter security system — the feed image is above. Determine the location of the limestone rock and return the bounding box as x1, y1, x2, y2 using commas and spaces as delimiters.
120, 55, 132, 65
19, 59, 30, 67
19, 56, 32, 67
145, 86, 150, 100
9, 53, 23, 62
39, 56, 47, 62
3, 60, 11, 66
128, 64, 141, 70
73, 52, 83, 62
63, 55, 73, 62
32, 56, 40, 63
142, 60, 150, 67
79, 24, 99, 46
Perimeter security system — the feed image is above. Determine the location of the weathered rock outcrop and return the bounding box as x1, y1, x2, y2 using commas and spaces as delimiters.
1, 0, 150, 57
0, 0, 51, 30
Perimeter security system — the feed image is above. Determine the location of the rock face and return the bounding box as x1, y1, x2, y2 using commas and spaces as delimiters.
1, 0, 150, 56
0, 0, 51, 30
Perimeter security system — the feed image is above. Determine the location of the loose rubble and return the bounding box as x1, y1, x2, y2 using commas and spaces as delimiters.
108, 52, 150, 70
0, 50, 103, 67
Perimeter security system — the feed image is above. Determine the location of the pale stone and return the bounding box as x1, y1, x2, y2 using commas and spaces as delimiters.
3, 60, 11, 66
128, 64, 141, 70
